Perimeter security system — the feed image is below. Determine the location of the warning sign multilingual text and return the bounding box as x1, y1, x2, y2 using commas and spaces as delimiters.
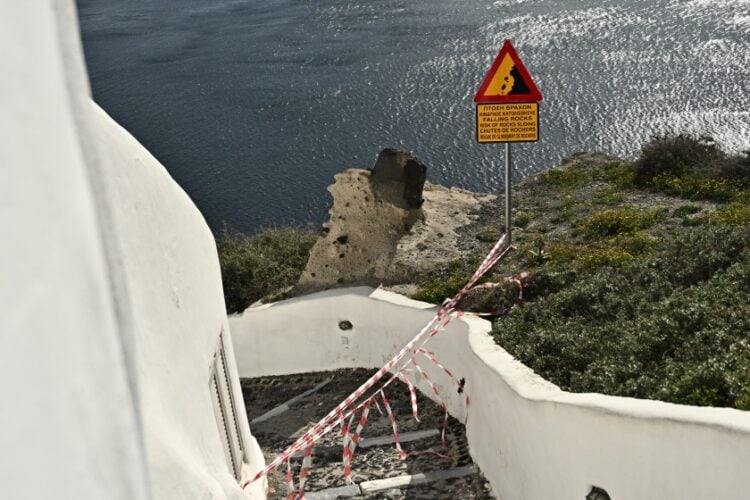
476, 102, 539, 143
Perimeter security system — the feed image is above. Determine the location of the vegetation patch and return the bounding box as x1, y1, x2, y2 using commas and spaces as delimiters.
672, 204, 702, 218
716, 202, 750, 226
514, 211, 533, 229
582, 206, 660, 238
633, 134, 750, 202
494, 226, 750, 409
413, 135, 750, 410
477, 226, 501, 243
540, 167, 588, 189
651, 174, 738, 202
412, 258, 478, 304
577, 245, 634, 269
593, 186, 625, 206
217, 226, 317, 313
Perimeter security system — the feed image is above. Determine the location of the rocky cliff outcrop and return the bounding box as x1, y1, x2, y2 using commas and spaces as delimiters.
296, 150, 494, 292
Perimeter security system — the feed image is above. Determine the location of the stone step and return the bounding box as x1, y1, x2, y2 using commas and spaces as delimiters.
246, 369, 494, 499
301, 465, 479, 499
303, 484, 362, 500
290, 429, 440, 459
360, 464, 478, 494
251, 378, 333, 424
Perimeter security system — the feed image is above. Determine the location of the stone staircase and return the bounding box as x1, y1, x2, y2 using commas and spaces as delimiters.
242, 369, 495, 499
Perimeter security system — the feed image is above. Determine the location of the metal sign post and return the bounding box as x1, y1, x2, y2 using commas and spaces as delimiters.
473, 40, 543, 248
505, 142, 512, 246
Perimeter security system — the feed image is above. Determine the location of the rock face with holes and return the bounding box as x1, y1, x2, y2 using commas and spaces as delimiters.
297, 150, 495, 292
296, 150, 427, 291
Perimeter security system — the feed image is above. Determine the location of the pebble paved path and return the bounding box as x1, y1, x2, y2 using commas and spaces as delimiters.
242, 369, 496, 499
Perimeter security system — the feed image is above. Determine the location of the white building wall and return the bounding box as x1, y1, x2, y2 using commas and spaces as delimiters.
230, 287, 750, 500
88, 104, 265, 499
0, 2, 265, 498
0, 3, 150, 499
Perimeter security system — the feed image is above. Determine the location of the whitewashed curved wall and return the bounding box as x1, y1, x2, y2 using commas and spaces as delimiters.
89, 104, 266, 499
1, 3, 149, 498
231, 287, 750, 500
1, 2, 264, 498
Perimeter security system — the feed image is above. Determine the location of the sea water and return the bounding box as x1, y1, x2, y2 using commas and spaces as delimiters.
77, 0, 750, 233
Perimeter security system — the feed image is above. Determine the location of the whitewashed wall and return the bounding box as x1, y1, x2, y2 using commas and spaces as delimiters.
0, 2, 265, 499
0, 2, 152, 498
89, 103, 266, 499
231, 287, 750, 500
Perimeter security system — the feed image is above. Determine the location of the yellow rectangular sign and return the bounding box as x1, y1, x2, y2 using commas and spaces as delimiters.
476, 102, 539, 143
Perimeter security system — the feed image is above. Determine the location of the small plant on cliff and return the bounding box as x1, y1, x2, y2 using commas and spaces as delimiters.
217, 226, 317, 313
634, 135, 750, 201
582, 206, 660, 238
635, 134, 724, 182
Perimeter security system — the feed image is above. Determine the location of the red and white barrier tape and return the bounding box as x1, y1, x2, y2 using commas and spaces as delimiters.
466, 271, 531, 293
410, 356, 441, 400
380, 389, 407, 459
343, 399, 372, 484
296, 446, 313, 498
285, 459, 294, 500
441, 405, 450, 448
469, 271, 530, 318
341, 409, 357, 484
243, 234, 513, 495
398, 371, 420, 422
415, 348, 471, 427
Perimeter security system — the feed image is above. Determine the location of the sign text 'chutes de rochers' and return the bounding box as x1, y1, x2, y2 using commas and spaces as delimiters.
474, 40, 543, 143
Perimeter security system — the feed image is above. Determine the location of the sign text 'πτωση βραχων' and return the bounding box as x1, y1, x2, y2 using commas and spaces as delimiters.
476, 102, 539, 143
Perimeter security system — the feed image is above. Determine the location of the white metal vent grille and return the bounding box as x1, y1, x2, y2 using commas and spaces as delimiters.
209, 332, 244, 480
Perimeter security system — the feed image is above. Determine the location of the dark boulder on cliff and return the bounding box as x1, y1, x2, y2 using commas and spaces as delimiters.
371, 149, 427, 209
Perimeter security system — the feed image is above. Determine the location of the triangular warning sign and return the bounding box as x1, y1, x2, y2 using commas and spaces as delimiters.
474, 40, 543, 103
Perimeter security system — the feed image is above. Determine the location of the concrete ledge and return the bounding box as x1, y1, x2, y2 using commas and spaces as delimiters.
231, 287, 750, 500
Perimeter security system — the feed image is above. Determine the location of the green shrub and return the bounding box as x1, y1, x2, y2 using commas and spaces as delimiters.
547, 243, 578, 265
716, 202, 750, 226
634, 134, 725, 184
517, 237, 549, 267
540, 167, 588, 189
672, 205, 702, 218
613, 231, 659, 255
550, 208, 573, 224
736, 386, 750, 411
651, 174, 737, 202
514, 211, 532, 229
719, 150, 750, 184
477, 226, 501, 243
412, 258, 479, 304
682, 215, 708, 226
633, 135, 749, 201
582, 206, 659, 238
217, 227, 317, 313
601, 161, 637, 189
412, 275, 468, 304
493, 226, 750, 409
593, 187, 625, 206
578, 246, 634, 269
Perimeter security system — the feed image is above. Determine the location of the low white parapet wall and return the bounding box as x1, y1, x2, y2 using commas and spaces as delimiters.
230, 287, 750, 500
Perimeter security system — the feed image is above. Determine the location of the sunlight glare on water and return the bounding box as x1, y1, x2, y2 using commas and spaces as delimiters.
77, 0, 750, 232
